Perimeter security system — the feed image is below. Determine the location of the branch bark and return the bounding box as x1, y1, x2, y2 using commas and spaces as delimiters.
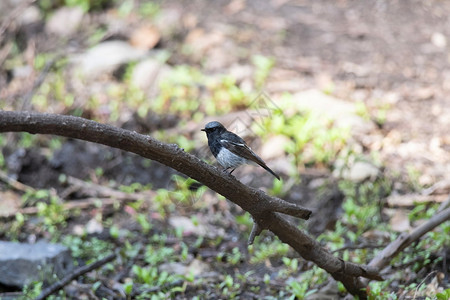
0, 111, 382, 298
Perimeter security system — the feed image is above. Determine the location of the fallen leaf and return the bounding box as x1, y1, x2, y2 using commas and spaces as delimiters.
0, 191, 22, 217
129, 25, 160, 50
387, 194, 448, 207
386, 208, 411, 232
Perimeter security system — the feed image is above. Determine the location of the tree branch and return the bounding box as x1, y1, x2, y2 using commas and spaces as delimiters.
0, 111, 381, 298
368, 206, 450, 270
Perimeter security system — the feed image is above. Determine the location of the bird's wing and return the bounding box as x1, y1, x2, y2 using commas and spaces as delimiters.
220, 139, 267, 167
220, 139, 280, 180
219, 131, 280, 180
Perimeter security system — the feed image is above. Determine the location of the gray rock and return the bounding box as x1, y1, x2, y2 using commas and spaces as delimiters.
131, 58, 172, 97
19, 6, 42, 26
186, 259, 210, 277
260, 135, 290, 160
0, 241, 73, 287
46, 6, 84, 37
12, 65, 33, 79
0, 0, 24, 19
72, 41, 148, 78
290, 89, 375, 134
335, 160, 380, 183
168, 216, 207, 236
158, 259, 209, 277
159, 262, 187, 275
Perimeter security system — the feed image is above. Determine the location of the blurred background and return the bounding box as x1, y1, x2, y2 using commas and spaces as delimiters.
0, 0, 449, 299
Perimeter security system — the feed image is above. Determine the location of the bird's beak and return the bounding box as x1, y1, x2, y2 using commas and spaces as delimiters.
201, 128, 205, 131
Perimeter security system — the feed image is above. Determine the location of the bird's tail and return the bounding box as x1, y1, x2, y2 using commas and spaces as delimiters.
259, 163, 281, 180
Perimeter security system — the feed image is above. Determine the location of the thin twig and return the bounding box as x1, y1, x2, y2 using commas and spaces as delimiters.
21, 57, 59, 110
0, 169, 35, 193
438, 195, 450, 213
113, 244, 144, 282
248, 222, 262, 245
0, 197, 135, 219
0, 0, 37, 37
35, 252, 117, 300
0, 172, 154, 219
65, 175, 155, 200
369, 206, 450, 270
264, 193, 312, 219
332, 243, 387, 253
413, 271, 437, 300
389, 254, 437, 273
132, 279, 185, 296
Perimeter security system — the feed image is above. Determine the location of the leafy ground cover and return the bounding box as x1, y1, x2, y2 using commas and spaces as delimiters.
0, 0, 449, 299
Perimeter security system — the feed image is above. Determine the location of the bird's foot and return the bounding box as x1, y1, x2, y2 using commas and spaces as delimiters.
223, 167, 236, 176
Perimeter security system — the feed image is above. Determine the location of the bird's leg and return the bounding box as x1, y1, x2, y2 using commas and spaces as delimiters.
222, 167, 236, 175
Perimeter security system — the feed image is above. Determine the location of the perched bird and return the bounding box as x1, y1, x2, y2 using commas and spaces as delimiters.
201, 121, 280, 180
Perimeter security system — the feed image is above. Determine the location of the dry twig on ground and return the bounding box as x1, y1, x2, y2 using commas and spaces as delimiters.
35, 252, 117, 300
368, 206, 450, 271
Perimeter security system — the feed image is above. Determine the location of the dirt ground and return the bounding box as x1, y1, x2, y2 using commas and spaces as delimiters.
185, 0, 450, 185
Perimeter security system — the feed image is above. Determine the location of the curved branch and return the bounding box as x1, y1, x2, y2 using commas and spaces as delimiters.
368, 206, 450, 270
0, 111, 382, 298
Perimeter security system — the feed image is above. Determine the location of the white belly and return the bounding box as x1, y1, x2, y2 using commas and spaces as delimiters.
216, 148, 247, 169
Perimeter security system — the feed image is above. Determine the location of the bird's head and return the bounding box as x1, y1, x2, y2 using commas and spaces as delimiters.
201, 121, 226, 137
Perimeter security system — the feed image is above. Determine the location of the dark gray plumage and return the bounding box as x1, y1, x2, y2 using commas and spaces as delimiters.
201, 121, 280, 180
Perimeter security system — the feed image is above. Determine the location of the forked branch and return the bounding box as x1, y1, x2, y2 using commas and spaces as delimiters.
0, 111, 382, 298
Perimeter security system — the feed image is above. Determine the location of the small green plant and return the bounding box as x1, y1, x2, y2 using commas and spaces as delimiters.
270, 178, 284, 196
338, 179, 389, 236
249, 237, 289, 264
217, 247, 242, 265
132, 265, 184, 297
21, 282, 43, 299
136, 213, 152, 234
5, 212, 27, 240
117, 0, 134, 17
406, 164, 422, 191
317, 220, 346, 249
123, 280, 134, 296
286, 280, 314, 300
153, 188, 175, 217
36, 194, 68, 237
219, 274, 240, 299
235, 212, 253, 228
0, 136, 5, 168
284, 267, 326, 299
355, 101, 370, 120
436, 288, 450, 300
282, 257, 299, 273
49, 137, 63, 151
251, 54, 275, 88
169, 174, 207, 209
257, 110, 349, 170
18, 132, 37, 148
373, 102, 391, 127
62, 235, 114, 262
119, 182, 152, 194
139, 2, 160, 17
367, 280, 397, 300
109, 225, 120, 239
144, 244, 175, 265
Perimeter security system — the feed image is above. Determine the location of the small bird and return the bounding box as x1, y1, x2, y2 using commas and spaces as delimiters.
201, 121, 280, 180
